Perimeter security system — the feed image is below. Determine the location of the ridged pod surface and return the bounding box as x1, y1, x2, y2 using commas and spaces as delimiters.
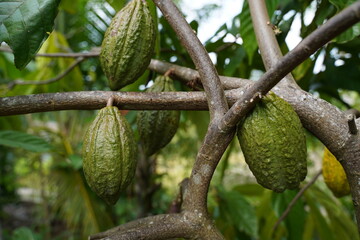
322, 147, 350, 198
237, 92, 307, 192
100, 0, 156, 90
82, 106, 137, 205
137, 76, 180, 156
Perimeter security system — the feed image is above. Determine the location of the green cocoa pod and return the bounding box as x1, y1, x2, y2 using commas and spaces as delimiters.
137, 76, 180, 156
82, 106, 137, 205
237, 92, 307, 192
100, 0, 156, 90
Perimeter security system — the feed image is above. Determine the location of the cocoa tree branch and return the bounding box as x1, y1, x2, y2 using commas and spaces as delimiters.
248, 0, 360, 231
148, 59, 250, 89
179, 2, 360, 231
7, 57, 85, 89
90, 212, 223, 240
219, 0, 360, 132
0, 45, 100, 58
248, 0, 297, 85
1, 46, 249, 90
273, 170, 322, 231
89, 214, 193, 240
152, 0, 228, 120
246, 0, 350, 161
0, 90, 244, 116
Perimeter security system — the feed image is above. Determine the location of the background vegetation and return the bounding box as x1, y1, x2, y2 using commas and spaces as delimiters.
1, 0, 359, 239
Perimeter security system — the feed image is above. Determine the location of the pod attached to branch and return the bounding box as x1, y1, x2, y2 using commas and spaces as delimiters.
100, 0, 156, 90
137, 75, 180, 156
237, 92, 307, 192
82, 104, 137, 205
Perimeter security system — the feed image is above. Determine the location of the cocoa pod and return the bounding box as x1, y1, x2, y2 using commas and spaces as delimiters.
137, 76, 180, 156
237, 92, 307, 192
322, 147, 350, 198
100, 0, 156, 90
82, 106, 137, 205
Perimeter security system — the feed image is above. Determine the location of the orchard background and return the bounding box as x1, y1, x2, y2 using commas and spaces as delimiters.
1, 0, 360, 239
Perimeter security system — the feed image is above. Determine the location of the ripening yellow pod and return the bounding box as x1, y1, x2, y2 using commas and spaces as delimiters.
322, 147, 350, 198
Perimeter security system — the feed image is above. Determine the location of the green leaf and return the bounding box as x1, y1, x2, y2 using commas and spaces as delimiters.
9, 31, 84, 95
329, 0, 360, 43
218, 186, 259, 238
69, 154, 83, 170
0, 0, 61, 69
105, 0, 126, 12
329, 0, 356, 10
239, 1, 257, 64
185, 111, 209, 140
292, 58, 313, 81
272, 190, 306, 240
11, 227, 40, 240
0, 130, 51, 152
334, 23, 360, 43
50, 169, 114, 238
309, 186, 360, 239
319, 56, 360, 92
233, 183, 265, 197
305, 190, 337, 240
0, 115, 23, 130
302, 213, 315, 240
256, 191, 285, 240
265, 0, 280, 19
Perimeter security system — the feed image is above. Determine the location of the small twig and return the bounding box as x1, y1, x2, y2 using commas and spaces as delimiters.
106, 97, 114, 107
2, 45, 250, 90
164, 69, 175, 77
0, 45, 100, 58
7, 57, 85, 89
273, 170, 322, 231
345, 109, 360, 118
347, 114, 358, 135
168, 178, 189, 214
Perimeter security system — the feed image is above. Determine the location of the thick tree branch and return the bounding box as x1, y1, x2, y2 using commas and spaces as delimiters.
0, 90, 244, 116
90, 212, 223, 240
152, 0, 228, 120
90, 214, 193, 240
248, 0, 297, 86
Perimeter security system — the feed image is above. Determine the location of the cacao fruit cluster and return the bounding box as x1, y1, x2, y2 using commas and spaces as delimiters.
82, 106, 137, 205
322, 147, 350, 198
137, 75, 180, 156
100, 0, 156, 90
237, 92, 307, 192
